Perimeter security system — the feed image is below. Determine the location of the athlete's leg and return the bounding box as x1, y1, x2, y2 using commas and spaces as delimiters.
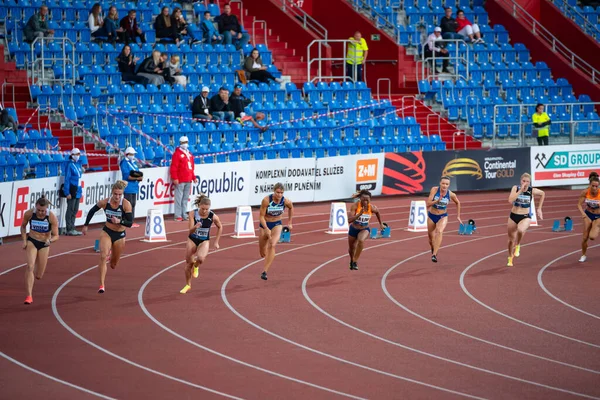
515, 218, 531, 248
432, 217, 448, 256
109, 237, 126, 269
589, 218, 600, 241
353, 229, 370, 263
263, 224, 282, 273
427, 217, 436, 253
34, 246, 51, 280
24, 242, 38, 298
98, 231, 112, 288
348, 235, 357, 263
258, 227, 269, 258
182, 239, 198, 290
507, 217, 518, 257
581, 217, 592, 258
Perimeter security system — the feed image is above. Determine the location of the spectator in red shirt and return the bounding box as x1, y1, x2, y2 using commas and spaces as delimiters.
456, 10, 483, 43
170, 136, 197, 221
120, 9, 146, 45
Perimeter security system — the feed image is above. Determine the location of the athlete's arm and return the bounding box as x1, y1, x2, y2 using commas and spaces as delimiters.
532, 188, 545, 220
20, 209, 32, 249
49, 212, 60, 244
213, 214, 222, 249
372, 205, 384, 229
426, 187, 439, 208
82, 199, 107, 235
259, 197, 270, 233
451, 192, 462, 224
577, 189, 588, 218
188, 210, 198, 234
507, 185, 520, 204
348, 202, 363, 223
119, 199, 133, 227
285, 198, 293, 230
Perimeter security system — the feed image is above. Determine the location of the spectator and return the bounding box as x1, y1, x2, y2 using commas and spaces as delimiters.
120, 9, 146, 44
230, 84, 267, 131
456, 10, 483, 43
170, 136, 197, 221
424, 27, 450, 73
155, 6, 180, 44
209, 87, 235, 122
192, 87, 215, 120
120, 147, 143, 228
440, 7, 461, 40
89, 3, 117, 44
116, 45, 149, 84
244, 48, 281, 84
137, 50, 165, 85
201, 11, 223, 44
62, 148, 83, 236
167, 55, 187, 86
106, 6, 125, 42
172, 7, 199, 44
23, 5, 54, 43
218, 3, 250, 50
346, 31, 368, 82
532, 103, 551, 146
0, 104, 18, 132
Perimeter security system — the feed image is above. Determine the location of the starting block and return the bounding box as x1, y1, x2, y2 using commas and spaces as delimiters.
279, 227, 291, 243
94, 239, 100, 252
370, 228, 379, 239
552, 216, 572, 232
370, 223, 391, 239
459, 224, 474, 235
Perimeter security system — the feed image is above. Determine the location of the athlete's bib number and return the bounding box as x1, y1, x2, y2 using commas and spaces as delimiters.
194, 227, 209, 238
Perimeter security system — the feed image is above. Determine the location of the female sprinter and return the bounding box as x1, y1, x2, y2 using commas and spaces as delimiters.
348, 189, 384, 270
20, 196, 59, 304
82, 180, 133, 293
577, 172, 600, 262
507, 173, 545, 267
180, 194, 223, 294
259, 183, 293, 281
427, 176, 461, 263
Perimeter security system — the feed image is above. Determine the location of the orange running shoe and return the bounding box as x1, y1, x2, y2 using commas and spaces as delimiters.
24, 296, 33, 305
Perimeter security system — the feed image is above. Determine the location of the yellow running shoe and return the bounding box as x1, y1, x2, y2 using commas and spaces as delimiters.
192, 265, 199, 279
180, 285, 191, 294
514, 244, 521, 258
507, 256, 514, 267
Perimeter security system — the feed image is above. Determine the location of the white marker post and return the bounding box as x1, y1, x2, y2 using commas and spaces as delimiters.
530, 195, 539, 226
407, 200, 428, 232
142, 209, 168, 242
232, 206, 256, 238
325, 202, 349, 234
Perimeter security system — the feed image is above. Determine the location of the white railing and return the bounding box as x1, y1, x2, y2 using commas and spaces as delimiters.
492, 101, 600, 146
278, 0, 328, 40
307, 39, 363, 82
496, 0, 600, 84
251, 19, 268, 47
417, 39, 470, 84
549, 0, 600, 41
29, 36, 77, 87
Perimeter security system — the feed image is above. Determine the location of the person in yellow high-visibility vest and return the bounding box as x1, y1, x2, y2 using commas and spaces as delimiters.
532, 103, 551, 145
346, 31, 368, 82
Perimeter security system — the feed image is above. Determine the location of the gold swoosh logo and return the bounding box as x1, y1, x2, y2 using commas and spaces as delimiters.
442, 158, 483, 180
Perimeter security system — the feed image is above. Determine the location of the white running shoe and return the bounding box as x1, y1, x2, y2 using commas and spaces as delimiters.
579, 255, 587, 262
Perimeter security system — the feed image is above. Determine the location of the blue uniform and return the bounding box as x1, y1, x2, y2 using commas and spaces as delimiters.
189, 210, 215, 246
260, 194, 285, 230
120, 158, 140, 194
62, 160, 83, 198
428, 187, 450, 224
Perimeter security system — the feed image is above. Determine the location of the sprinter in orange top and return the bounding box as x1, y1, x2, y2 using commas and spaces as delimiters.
577, 172, 600, 262
347, 190, 384, 271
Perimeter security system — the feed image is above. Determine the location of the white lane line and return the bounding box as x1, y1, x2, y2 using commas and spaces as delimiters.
537, 244, 600, 320
460, 239, 600, 349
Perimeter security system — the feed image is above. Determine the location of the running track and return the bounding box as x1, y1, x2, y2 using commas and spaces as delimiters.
1, 190, 599, 399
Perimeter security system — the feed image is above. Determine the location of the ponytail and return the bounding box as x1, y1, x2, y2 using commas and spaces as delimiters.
194, 193, 211, 207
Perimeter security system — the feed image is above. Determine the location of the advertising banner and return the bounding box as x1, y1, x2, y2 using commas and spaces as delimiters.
248, 158, 318, 205
0, 182, 13, 238
382, 148, 530, 195
8, 176, 63, 236
530, 144, 600, 186
314, 154, 385, 201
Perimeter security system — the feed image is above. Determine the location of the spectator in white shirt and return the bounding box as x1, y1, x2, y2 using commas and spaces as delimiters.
89, 3, 117, 44
424, 27, 449, 73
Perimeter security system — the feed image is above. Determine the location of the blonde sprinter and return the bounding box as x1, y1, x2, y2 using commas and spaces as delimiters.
83, 180, 133, 293
180, 194, 222, 294
426, 176, 461, 263
20, 196, 59, 304
506, 173, 545, 267
258, 183, 293, 281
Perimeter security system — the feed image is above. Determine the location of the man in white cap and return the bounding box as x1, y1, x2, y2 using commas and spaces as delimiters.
170, 136, 197, 221
192, 87, 214, 121
120, 147, 143, 228
62, 148, 83, 235
424, 27, 449, 73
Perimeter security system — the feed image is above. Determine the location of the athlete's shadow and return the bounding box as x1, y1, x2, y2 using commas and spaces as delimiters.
305, 276, 347, 290
545, 263, 588, 272
467, 267, 509, 277
386, 268, 430, 280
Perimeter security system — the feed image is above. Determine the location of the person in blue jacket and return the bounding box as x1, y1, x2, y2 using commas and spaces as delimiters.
120, 147, 143, 228
62, 148, 83, 236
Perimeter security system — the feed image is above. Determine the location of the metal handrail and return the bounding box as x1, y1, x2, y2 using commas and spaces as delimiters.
453, 131, 467, 150
347, 0, 399, 41
401, 95, 417, 119
252, 19, 268, 47
278, 0, 328, 40
495, 0, 600, 84
418, 39, 470, 83
376, 78, 391, 101
29, 36, 76, 87
2, 82, 16, 108
426, 113, 441, 137
492, 101, 600, 146
307, 39, 363, 82
228, 0, 245, 31
548, 0, 600, 41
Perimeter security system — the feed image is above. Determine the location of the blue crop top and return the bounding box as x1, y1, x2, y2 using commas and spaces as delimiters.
266, 194, 285, 217
432, 188, 451, 211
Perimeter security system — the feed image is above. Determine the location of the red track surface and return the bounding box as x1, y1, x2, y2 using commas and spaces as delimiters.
1, 190, 599, 399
